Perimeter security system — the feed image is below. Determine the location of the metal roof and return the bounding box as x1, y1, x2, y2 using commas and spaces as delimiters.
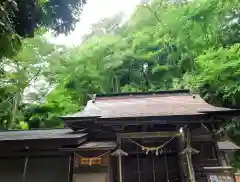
63, 90, 235, 119
0, 129, 87, 141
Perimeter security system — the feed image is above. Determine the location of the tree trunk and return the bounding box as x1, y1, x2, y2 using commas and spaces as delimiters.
8, 63, 21, 129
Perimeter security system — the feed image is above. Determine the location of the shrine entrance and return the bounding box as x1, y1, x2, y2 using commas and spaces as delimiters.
121, 136, 181, 182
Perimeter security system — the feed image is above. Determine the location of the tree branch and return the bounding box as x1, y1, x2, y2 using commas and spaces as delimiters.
22, 68, 42, 91
143, 5, 161, 22
141, 0, 163, 22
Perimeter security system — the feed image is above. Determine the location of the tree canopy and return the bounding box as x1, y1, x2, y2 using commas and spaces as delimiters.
0, 0, 240, 166
0, 0, 240, 167
0, 0, 86, 60
19, 0, 235, 132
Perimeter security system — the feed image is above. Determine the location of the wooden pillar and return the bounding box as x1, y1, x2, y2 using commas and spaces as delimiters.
108, 151, 113, 182
185, 127, 196, 182
68, 153, 74, 182
22, 156, 29, 182
186, 152, 196, 182
117, 136, 123, 182
178, 127, 188, 181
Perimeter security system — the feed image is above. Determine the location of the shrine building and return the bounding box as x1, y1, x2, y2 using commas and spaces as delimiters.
0, 90, 240, 182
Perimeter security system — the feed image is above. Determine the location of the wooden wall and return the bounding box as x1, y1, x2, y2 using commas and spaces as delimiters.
0, 155, 70, 182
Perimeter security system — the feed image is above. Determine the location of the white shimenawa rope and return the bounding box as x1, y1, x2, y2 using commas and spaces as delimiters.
127, 136, 176, 152
126, 136, 176, 182
74, 151, 109, 159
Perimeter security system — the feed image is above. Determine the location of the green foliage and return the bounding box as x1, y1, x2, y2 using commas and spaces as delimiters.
0, 0, 21, 59
44, 0, 239, 108
37, 0, 87, 34
0, 36, 56, 129
82, 12, 125, 42
0, 0, 88, 128
0, 0, 239, 167
22, 103, 63, 129
0, 0, 87, 61
190, 44, 240, 107
18, 121, 29, 130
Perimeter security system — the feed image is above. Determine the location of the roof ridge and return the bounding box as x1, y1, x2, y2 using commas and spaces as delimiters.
0, 128, 70, 133
95, 89, 191, 98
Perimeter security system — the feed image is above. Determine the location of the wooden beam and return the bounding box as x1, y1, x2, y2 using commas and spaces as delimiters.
0, 137, 87, 151
73, 166, 108, 173
0, 150, 70, 157
118, 131, 180, 139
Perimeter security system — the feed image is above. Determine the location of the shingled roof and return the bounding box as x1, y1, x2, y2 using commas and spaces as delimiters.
63, 90, 236, 120
0, 129, 87, 141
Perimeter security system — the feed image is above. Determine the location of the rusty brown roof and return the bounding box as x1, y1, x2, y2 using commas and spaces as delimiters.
63, 90, 235, 119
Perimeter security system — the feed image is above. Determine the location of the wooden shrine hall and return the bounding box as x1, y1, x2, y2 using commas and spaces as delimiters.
0, 90, 240, 182
62, 90, 240, 182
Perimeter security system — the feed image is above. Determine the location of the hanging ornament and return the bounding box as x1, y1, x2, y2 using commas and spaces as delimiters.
159, 149, 163, 155
179, 127, 183, 134
111, 148, 128, 156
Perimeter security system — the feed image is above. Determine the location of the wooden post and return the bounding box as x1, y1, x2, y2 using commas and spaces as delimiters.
178, 127, 188, 181
186, 127, 196, 182
22, 156, 28, 182
108, 151, 112, 182
68, 153, 74, 182
186, 152, 196, 182
164, 148, 169, 182
117, 136, 123, 182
